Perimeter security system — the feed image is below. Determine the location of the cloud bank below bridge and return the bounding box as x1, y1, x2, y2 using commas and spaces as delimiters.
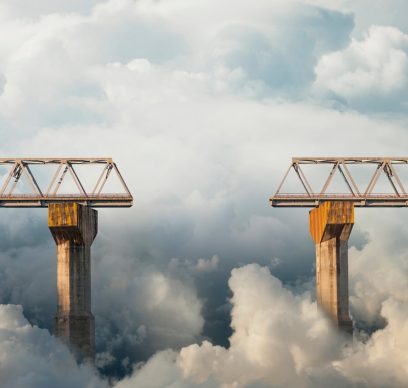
4, 263, 408, 388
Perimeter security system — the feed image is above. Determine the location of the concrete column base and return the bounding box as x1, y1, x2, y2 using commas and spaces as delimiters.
310, 201, 354, 334
55, 313, 95, 360
49, 203, 97, 361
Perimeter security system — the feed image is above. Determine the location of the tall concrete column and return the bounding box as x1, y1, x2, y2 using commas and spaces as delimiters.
309, 201, 354, 334
48, 203, 98, 360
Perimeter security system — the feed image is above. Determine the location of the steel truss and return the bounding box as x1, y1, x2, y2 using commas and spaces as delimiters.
271, 157, 408, 207
0, 158, 132, 207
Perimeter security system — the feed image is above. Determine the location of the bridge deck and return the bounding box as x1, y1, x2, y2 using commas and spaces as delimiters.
271, 194, 408, 207
0, 194, 133, 207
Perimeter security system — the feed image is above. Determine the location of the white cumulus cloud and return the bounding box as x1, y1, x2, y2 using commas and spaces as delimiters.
4, 262, 408, 388
314, 25, 408, 110
119, 264, 408, 388
0, 304, 105, 388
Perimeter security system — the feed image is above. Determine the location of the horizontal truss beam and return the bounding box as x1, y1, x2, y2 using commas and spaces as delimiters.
0, 195, 132, 208
271, 195, 408, 207
292, 157, 408, 163
271, 157, 408, 208
0, 158, 132, 208
0, 158, 113, 164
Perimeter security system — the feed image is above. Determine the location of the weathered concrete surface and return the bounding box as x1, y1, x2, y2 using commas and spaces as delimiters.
49, 203, 97, 360
309, 201, 353, 334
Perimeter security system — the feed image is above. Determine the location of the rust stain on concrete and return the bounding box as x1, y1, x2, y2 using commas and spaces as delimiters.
309, 201, 354, 244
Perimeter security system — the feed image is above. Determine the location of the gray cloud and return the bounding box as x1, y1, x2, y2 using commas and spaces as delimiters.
0, 304, 105, 388
118, 264, 408, 387
0, 72, 5, 96
209, 7, 353, 96
0, 0, 102, 17
305, 0, 408, 36
5, 261, 408, 387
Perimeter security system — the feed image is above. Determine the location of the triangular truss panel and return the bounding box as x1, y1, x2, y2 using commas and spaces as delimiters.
94, 165, 131, 195
0, 161, 44, 196
295, 163, 337, 194
275, 164, 313, 195
370, 169, 400, 194
319, 164, 356, 196
70, 163, 108, 194
271, 157, 408, 207
0, 158, 133, 208
391, 164, 408, 194
341, 163, 379, 196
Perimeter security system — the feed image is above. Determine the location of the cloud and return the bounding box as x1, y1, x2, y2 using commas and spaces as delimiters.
337, 298, 408, 387
0, 0, 355, 134
349, 210, 408, 330
0, 0, 101, 18
115, 349, 202, 388
118, 264, 408, 388
0, 304, 105, 388
0, 72, 5, 95
195, 255, 220, 273
58, 226, 207, 377
3, 260, 408, 388
305, 0, 408, 36
176, 264, 345, 388
314, 25, 408, 111
0, 210, 55, 329
201, 5, 353, 96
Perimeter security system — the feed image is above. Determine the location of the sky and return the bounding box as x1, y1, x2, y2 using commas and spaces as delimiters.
1, 0, 408, 387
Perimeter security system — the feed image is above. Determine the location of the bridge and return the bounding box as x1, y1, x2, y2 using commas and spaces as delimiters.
0, 157, 132, 361
270, 157, 408, 207
270, 157, 408, 335
0, 158, 132, 207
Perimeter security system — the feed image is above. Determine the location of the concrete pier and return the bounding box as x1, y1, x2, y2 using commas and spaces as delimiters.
309, 201, 353, 334
48, 203, 97, 360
